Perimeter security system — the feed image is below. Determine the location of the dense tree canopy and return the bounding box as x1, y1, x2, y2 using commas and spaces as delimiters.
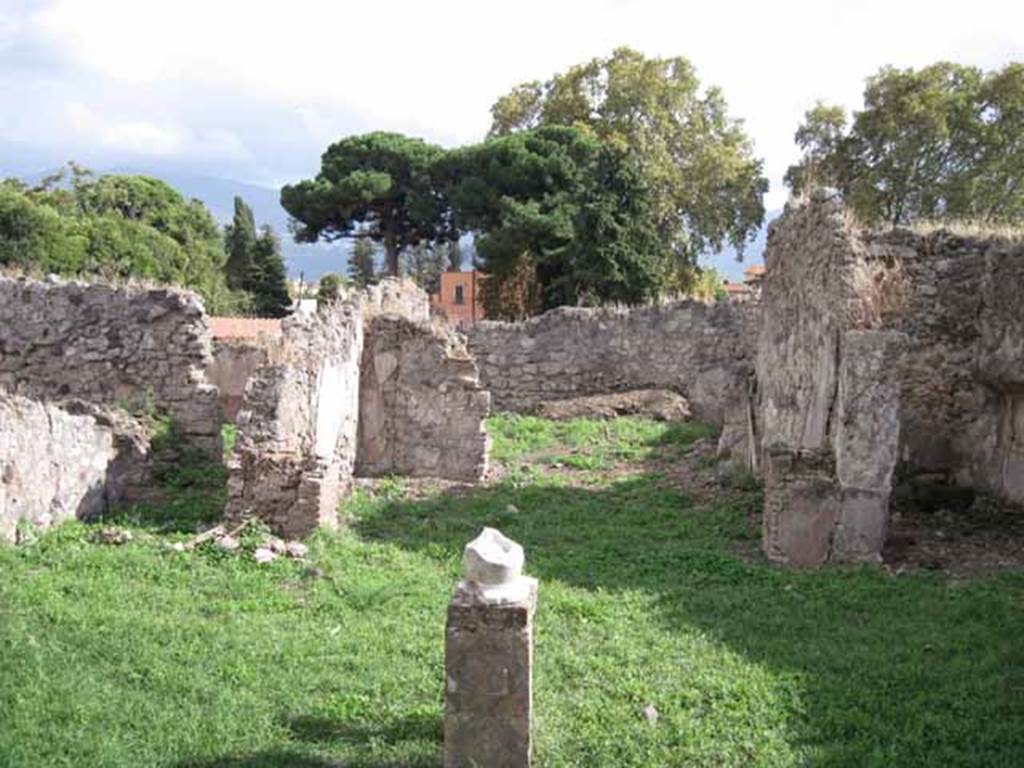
489, 47, 767, 266
786, 62, 1024, 225
0, 166, 241, 312
441, 126, 669, 317
281, 132, 451, 276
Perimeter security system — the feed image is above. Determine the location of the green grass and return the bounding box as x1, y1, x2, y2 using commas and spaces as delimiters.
0, 415, 1022, 767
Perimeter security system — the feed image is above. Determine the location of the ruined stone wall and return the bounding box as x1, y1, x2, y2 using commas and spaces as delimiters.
860, 228, 1024, 503
358, 316, 490, 482
0, 394, 147, 542
0, 276, 221, 459
757, 191, 1024, 564
226, 302, 364, 538
757, 193, 907, 565
466, 301, 757, 426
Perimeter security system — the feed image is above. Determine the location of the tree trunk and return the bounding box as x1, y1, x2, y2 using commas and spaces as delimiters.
384, 235, 399, 277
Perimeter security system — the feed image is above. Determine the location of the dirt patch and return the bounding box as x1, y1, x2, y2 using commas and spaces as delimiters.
883, 479, 1024, 576
534, 389, 691, 421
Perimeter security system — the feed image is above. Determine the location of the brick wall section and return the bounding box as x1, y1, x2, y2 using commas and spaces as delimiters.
0, 276, 222, 460
466, 300, 758, 426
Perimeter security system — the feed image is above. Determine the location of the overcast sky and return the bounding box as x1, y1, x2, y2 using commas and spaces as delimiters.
2, 0, 1023, 211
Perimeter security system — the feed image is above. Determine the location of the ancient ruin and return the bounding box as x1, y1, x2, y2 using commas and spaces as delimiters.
2, 196, 1022, 565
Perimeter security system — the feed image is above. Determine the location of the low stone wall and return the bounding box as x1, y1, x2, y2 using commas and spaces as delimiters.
466, 300, 757, 426
0, 394, 147, 542
0, 276, 222, 460
358, 316, 490, 482
226, 302, 364, 538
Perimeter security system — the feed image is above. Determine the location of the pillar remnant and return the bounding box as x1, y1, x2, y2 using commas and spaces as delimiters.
444, 527, 538, 768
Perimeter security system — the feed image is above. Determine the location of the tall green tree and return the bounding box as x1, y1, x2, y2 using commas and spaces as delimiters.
348, 237, 378, 288
224, 196, 258, 290
489, 47, 767, 267
248, 227, 292, 317
443, 125, 668, 316
786, 62, 1024, 225
281, 132, 452, 276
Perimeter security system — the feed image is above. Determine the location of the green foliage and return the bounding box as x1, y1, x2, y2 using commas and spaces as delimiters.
347, 236, 378, 288
688, 266, 728, 302
317, 272, 345, 305
223, 196, 257, 289
489, 47, 767, 267
403, 241, 446, 294
1, 415, 1021, 766
0, 165, 240, 313
281, 132, 452, 276
787, 62, 1024, 225
223, 197, 291, 317
443, 126, 670, 316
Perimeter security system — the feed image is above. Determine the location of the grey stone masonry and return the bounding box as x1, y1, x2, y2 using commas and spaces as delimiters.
0, 393, 149, 542
467, 299, 758, 427
357, 315, 490, 482
226, 301, 364, 538
445, 528, 537, 768
0, 275, 221, 460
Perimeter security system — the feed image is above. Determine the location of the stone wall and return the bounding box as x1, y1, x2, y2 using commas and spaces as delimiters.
859, 227, 1024, 503
466, 301, 757, 426
756, 191, 1024, 564
0, 394, 147, 542
0, 276, 222, 459
358, 316, 491, 482
226, 302, 364, 538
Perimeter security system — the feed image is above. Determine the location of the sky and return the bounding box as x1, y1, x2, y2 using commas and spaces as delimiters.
2, 0, 1023, 263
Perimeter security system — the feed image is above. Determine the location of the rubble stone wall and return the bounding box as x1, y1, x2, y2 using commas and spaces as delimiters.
226, 302, 364, 538
466, 301, 757, 426
358, 316, 490, 482
860, 228, 1024, 503
0, 393, 147, 542
757, 192, 1024, 565
0, 276, 221, 459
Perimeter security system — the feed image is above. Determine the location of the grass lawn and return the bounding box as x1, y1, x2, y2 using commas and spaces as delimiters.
1, 415, 1022, 767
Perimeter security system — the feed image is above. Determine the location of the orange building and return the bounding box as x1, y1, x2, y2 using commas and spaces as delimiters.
431, 270, 486, 329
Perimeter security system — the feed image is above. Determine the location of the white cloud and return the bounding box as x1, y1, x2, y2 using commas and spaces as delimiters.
64, 101, 248, 159
17, 0, 1024, 206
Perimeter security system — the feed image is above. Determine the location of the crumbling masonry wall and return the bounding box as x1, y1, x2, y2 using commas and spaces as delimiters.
226, 302, 364, 538
0, 393, 148, 542
466, 301, 757, 426
757, 192, 1024, 565
0, 276, 222, 460
357, 316, 491, 482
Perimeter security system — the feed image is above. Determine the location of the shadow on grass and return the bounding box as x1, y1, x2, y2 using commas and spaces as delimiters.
353, 474, 1024, 766
174, 713, 442, 768
102, 463, 228, 534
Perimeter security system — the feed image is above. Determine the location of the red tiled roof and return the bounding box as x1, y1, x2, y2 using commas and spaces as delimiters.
744, 264, 766, 279
209, 317, 282, 340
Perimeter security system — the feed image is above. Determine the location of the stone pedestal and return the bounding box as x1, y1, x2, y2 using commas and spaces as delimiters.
444, 528, 538, 768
